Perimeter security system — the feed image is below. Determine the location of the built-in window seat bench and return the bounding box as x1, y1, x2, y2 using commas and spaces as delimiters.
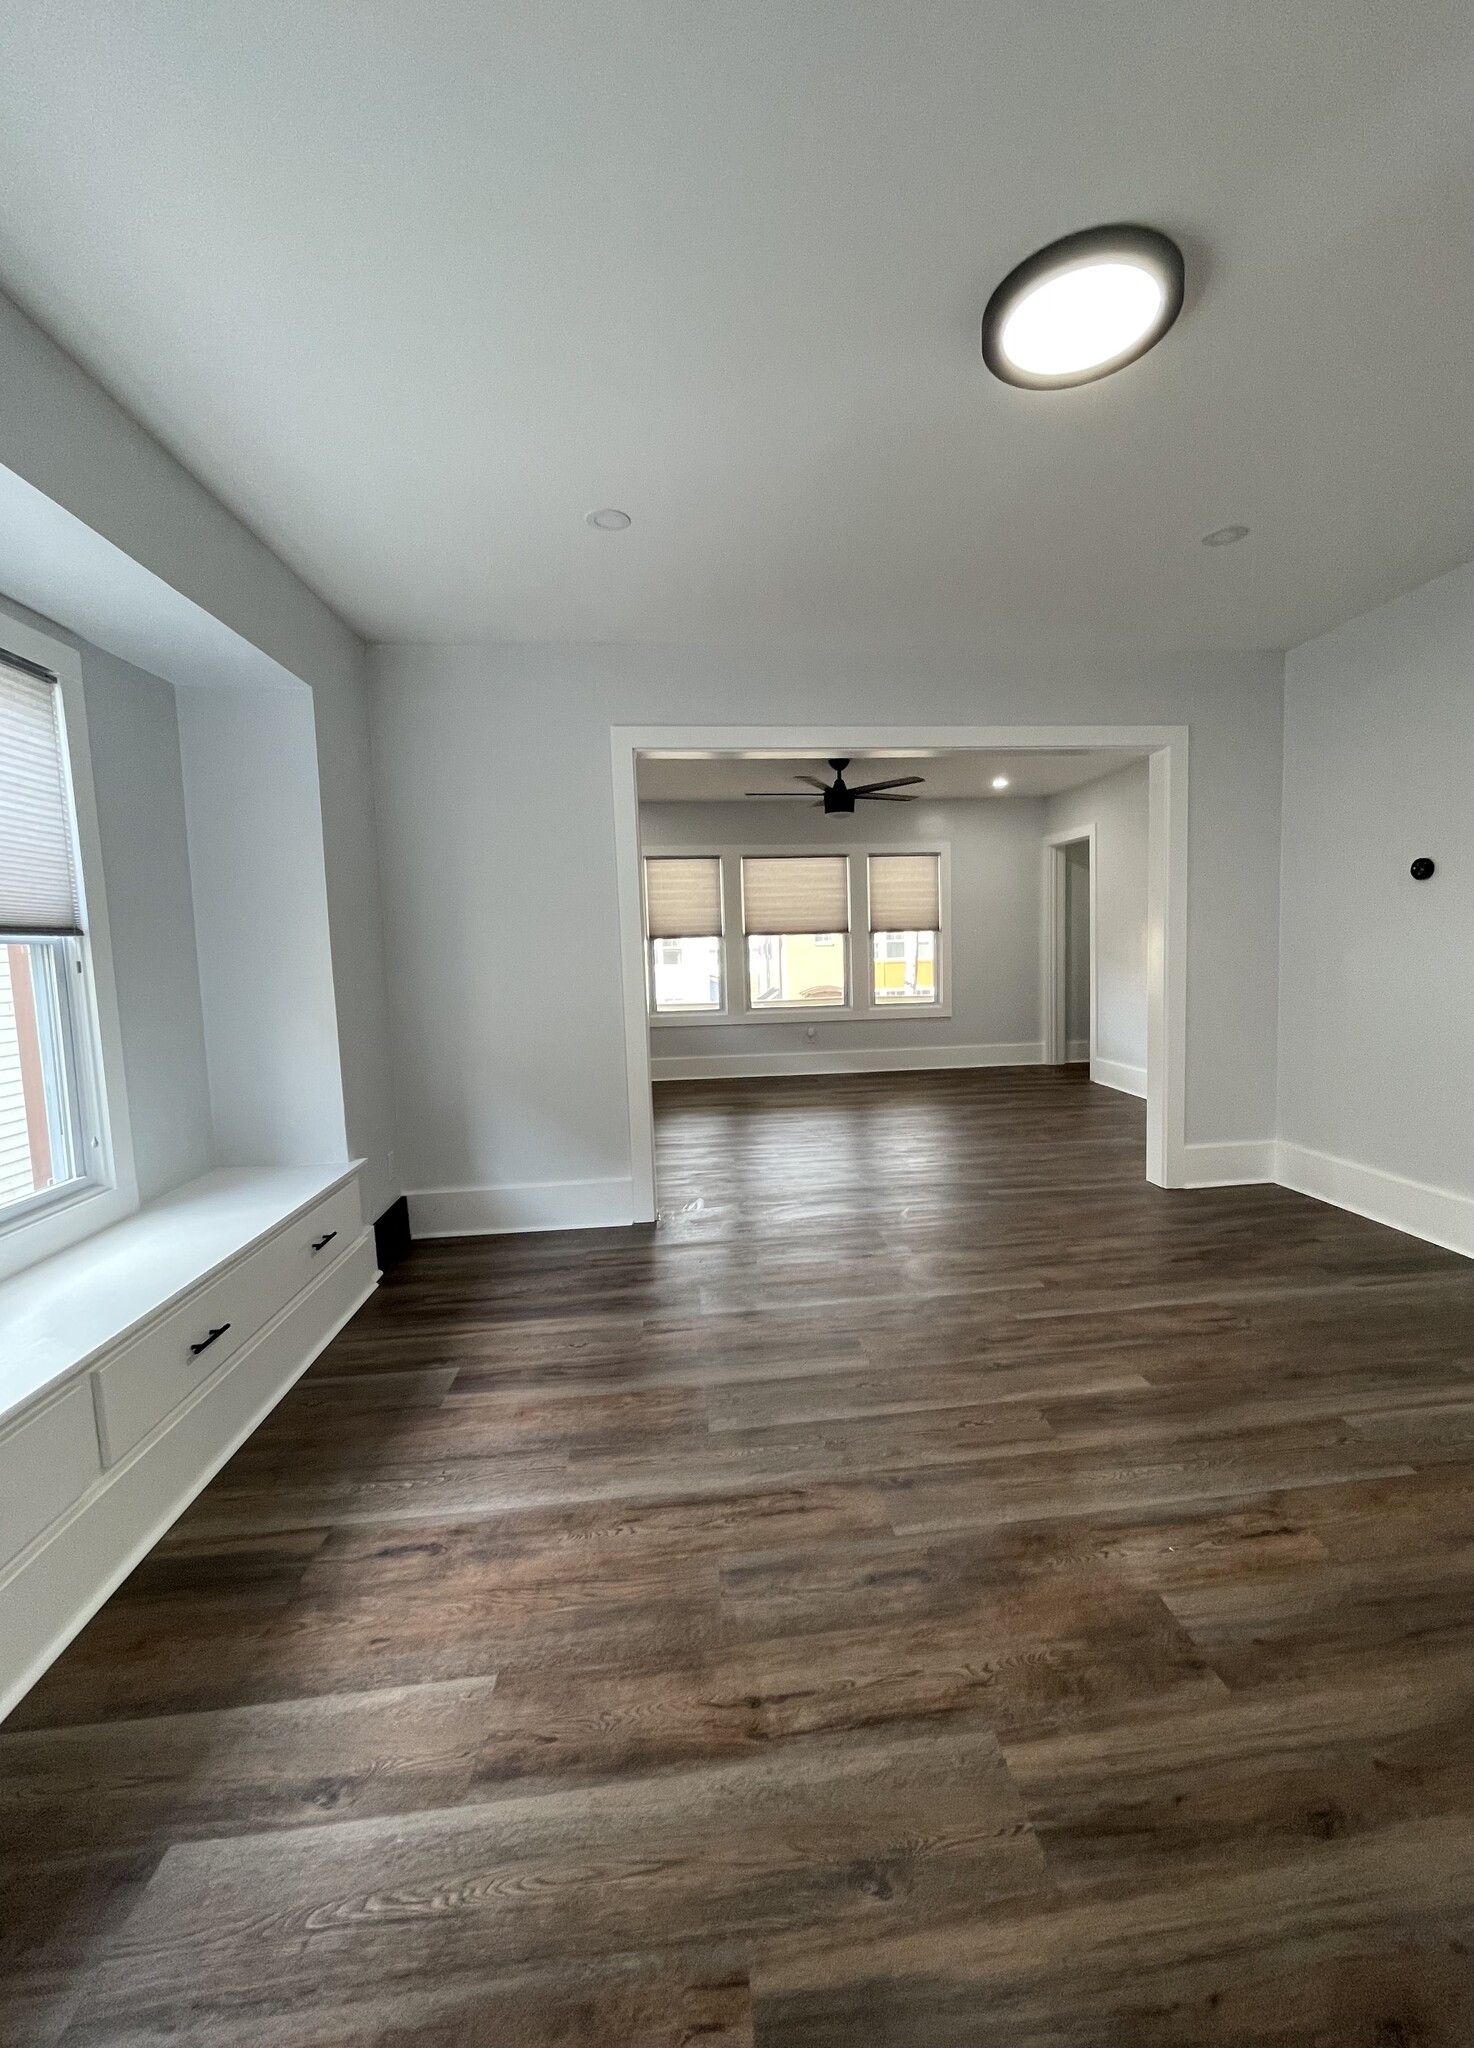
0, 1167, 378, 1719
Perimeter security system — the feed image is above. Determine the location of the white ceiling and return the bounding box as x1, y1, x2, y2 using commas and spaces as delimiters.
0, 2, 1469, 651
638, 748, 1146, 802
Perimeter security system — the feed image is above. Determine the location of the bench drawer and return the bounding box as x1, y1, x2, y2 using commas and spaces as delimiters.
0, 1380, 101, 1572
92, 1180, 363, 1466
254, 1180, 363, 1313
93, 1262, 272, 1465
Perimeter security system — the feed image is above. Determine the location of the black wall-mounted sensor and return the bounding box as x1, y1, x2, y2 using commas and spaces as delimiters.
1410, 857, 1435, 881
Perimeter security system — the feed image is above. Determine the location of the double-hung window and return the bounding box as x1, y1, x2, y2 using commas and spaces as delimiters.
644, 856, 724, 1013
742, 855, 849, 1008
0, 652, 103, 1230
868, 852, 941, 1006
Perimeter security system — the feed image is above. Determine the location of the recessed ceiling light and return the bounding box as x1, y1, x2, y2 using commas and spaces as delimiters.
982, 225, 1185, 390
1201, 524, 1250, 546
991, 775, 1010, 790
586, 507, 631, 530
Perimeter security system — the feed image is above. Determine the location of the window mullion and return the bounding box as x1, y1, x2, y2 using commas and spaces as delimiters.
719, 851, 741, 1018
855, 851, 874, 1014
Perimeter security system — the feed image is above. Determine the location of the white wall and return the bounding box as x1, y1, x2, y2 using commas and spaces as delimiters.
176, 684, 349, 1174
1046, 759, 1151, 1081
640, 797, 1045, 1069
0, 290, 397, 1219
369, 642, 1283, 1224
82, 647, 213, 1202
1278, 562, 1473, 1237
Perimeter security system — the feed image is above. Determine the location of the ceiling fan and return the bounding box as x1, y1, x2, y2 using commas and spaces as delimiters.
744, 757, 925, 815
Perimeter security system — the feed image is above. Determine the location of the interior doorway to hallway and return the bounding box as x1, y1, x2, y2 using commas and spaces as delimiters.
1044, 824, 1097, 1072
1063, 841, 1092, 1063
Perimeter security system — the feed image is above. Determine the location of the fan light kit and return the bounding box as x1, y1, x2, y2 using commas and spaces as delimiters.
745, 758, 925, 816
585, 507, 632, 530
982, 225, 1184, 389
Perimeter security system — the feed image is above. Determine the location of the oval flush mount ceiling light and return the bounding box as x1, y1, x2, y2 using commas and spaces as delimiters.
1201, 524, 1249, 546
585, 507, 632, 530
982, 225, 1185, 390
991, 775, 1010, 790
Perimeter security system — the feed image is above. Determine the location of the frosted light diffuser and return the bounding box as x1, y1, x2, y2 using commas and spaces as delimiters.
983, 226, 1184, 390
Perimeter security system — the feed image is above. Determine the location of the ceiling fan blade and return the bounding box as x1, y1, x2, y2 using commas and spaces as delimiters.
847, 774, 926, 795
858, 791, 919, 801
794, 775, 830, 790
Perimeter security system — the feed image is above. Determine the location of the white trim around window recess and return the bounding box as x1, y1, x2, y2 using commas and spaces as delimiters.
0, 604, 137, 1282
641, 841, 952, 1027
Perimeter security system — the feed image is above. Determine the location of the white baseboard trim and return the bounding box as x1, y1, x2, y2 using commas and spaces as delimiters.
1066, 1038, 1089, 1064
1173, 1136, 1472, 1251
650, 1042, 1045, 1083
1091, 1057, 1147, 1098
1181, 1138, 1277, 1187
1275, 1142, 1473, 1258
408, 1176, 636, 1238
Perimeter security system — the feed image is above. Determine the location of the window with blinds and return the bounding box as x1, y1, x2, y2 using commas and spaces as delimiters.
868, 852, 941, 1006
0, 658, 83, 937
0, 653, 91, 1220
644, 856, 724, 1013
742, 856, 850, 1009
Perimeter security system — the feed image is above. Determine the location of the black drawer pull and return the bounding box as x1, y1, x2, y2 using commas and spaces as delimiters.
310, 1230, 338, 1254
189, 1324, 231, 1357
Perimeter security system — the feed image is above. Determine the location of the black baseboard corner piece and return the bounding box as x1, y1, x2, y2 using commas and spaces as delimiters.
373, 1194, 412, 1270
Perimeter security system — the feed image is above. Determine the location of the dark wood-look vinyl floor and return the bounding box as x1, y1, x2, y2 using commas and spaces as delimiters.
2, 1067, 1471, 2047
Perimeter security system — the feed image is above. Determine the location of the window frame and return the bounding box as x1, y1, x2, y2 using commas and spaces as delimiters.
647, 932, 728, 1019
743, 926, 852, 1014
740, 851, 854, 1015
641, 839, 951, 1027
0, 607, 136, 1282
642, 854, 728, 1019
867, 851, 946, 1011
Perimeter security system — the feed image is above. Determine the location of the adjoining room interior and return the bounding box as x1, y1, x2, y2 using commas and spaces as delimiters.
0, 6, 1470, 2042
632, 743, 1150, 1204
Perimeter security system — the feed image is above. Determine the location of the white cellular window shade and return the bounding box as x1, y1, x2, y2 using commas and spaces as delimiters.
868, 853, 939, 932
742, 856, 849, 935
645, 856, 722, 938
0, 657, 82, 936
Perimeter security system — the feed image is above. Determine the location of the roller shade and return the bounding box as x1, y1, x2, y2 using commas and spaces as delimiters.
645, 856, 722, 938
0, 657, 82, 936
869, 853, 939, 932
742, 855, 849, 935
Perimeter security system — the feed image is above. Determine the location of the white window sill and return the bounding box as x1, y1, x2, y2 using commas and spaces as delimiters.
650, 1004, 953, 1027
0, 1163, 361, 1430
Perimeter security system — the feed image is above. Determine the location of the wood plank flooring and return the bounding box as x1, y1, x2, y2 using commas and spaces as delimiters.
1, 1066, 1469, 2046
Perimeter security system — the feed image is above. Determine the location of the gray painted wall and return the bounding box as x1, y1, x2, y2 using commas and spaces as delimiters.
176, 683, 349, 1174
1278, 561, 1473, 1195
82, 646, 213, 1201
1046, 759, 1150, 1075
0, 289, 398, 1218
369, 641, 1283, 1209
639, 796, 1046, 1062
